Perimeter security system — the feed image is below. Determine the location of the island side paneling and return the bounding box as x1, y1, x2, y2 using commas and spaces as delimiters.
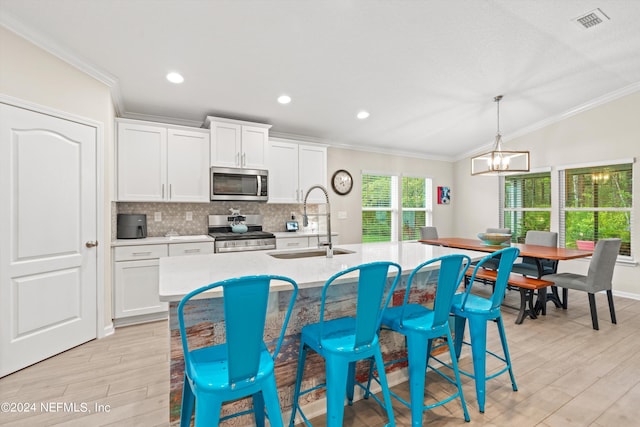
168, 268, 445, 425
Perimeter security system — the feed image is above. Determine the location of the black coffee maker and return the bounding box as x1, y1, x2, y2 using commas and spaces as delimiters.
117, 214, 147, 239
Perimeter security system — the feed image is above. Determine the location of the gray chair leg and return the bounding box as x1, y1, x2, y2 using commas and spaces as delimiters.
588, 293, 599, 330
607, 290, 617, 325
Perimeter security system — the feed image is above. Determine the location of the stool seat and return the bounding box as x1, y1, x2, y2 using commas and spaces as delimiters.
301, 318, 380, 354
187, 344, 272, 391
451, 293, 498, 315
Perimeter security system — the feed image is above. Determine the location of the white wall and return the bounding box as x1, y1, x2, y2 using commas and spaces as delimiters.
0, 26, 116, 329
454, 90, 640, 298
328, 147, 454, 244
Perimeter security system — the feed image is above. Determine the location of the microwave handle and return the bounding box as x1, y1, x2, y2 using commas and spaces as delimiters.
257, 175, 261, 196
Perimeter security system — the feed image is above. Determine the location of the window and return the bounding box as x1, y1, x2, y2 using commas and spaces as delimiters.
402, 176, 432, 240
560, 162, 632, 256
501, 172, 552, 243
362, 173, 432, 243
362, 174, 396, 243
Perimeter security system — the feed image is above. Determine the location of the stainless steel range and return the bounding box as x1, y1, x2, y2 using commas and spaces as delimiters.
208, 214, 276, 253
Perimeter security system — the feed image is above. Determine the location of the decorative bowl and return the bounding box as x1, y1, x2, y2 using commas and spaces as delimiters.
477, 232, 512, 245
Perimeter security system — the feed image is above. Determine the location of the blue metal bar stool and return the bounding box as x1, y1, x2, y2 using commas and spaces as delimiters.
289, 261, 402, 427
449, 247, 520, 413
366, 254, 471, 426
177, 275, 298, 427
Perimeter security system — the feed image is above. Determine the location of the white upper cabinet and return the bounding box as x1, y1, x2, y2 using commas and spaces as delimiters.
116, 119, 209, 202
267, 138, 327, 203
298, 144, 328, 203
209, 121, 241, 168
167, 128, 210, 202
117, 121, 166, 201
206, 116, 271, 169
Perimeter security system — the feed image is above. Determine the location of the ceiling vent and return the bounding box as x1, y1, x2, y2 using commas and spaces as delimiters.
573, 8, 610, 29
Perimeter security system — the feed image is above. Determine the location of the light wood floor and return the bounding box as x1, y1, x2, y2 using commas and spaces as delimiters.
2, 289, 640, 427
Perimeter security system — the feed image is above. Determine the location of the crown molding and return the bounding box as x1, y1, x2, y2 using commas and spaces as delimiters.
1, 13, 125, 115
456, 82, 640, 162
120, 111, 205, 128
270, 131, 455, 162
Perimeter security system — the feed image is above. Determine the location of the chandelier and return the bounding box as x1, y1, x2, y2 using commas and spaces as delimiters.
471, 95, 530, 175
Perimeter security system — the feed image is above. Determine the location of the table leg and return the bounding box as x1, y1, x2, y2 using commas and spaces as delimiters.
535, 288, 548, 315
515, 288, 537, 324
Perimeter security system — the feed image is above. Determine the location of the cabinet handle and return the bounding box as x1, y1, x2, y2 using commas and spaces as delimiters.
184, 249, 201, 253
236, 152, 240, 166
287, 242, 301, 247
132, 251, 152, 256
169, 184, 172, 199
242, 152, 246, 167
162, 184, 165, 199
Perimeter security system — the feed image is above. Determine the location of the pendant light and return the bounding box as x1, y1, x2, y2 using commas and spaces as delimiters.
471, 95, 530, 175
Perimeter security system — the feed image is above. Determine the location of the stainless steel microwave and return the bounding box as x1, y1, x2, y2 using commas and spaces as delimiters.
210, 167, 268, 201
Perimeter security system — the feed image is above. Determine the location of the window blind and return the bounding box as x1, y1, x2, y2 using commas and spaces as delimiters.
560, 163, 632, 256
501, 172, 552, 243
362, 174, 395, 242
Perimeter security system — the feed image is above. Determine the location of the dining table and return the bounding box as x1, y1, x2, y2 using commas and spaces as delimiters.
419, 237, 594, 261
419, 237, 594, 321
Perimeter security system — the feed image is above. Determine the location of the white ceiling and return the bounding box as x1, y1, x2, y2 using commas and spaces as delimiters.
2, 0, 640, 160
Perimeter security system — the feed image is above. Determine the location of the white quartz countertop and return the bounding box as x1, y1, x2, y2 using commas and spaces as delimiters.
112, 235, 214, 247
159, 241, 486, 302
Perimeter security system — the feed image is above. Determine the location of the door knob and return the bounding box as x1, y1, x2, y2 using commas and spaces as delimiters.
85, 241, 98, 248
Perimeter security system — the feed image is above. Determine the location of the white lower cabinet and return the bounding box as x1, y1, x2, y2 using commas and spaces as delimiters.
275, 234, 340, 250
168, 242, 215, 257
276, 236, 311, 250
113, 241, 214, 326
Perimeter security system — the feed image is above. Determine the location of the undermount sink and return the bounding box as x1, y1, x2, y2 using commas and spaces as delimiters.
268, 248, 355, 259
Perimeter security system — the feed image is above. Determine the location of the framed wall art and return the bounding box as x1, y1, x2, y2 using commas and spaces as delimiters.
437, 186, 450, 204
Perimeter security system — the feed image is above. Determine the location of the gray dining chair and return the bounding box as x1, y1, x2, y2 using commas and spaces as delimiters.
512, 231, 560, 314
543, 238, 621, 330
512, 231, 559, 277
420, 226, 439, 240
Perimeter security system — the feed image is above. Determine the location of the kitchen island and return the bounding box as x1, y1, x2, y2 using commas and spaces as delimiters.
159, 241, 485, 425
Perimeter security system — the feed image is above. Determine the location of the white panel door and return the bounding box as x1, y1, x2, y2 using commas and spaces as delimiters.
167, 129, 209, 202
0, 103, 97, 377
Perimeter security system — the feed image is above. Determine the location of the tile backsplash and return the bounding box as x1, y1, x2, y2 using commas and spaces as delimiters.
112, 201, 323, 240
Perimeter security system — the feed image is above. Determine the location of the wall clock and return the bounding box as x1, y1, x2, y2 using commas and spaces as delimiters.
331, 169, 353, 195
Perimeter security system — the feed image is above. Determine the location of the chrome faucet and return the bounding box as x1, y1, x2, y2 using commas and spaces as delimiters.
303, 185, 333, 258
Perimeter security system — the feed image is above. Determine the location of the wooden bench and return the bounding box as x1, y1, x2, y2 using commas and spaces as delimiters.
463, 267, 555, 324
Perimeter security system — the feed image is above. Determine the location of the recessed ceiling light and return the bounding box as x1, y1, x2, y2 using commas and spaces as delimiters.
166, 72, 184, 84
278, 95, 292, 104
357, 111, 370, 120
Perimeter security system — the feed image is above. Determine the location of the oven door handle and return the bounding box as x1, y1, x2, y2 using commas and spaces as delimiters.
216, 244, 276, 253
